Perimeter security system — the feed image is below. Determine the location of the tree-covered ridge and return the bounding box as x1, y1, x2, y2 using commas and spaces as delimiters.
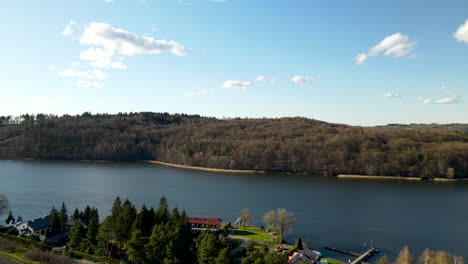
0, 112, 467, 178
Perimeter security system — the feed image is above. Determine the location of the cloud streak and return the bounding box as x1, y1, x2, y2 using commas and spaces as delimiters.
291, 76, 316, 86
356, 33, 417, 65
223, 80, 252, 90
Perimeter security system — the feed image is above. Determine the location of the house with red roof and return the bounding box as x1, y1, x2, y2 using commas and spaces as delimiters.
187, 217, 222, 232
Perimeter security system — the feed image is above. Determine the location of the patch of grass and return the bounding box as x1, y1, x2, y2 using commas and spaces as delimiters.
324, 258, 344, 264
231, 226, 280, 244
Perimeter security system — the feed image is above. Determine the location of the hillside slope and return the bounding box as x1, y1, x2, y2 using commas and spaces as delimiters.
0, 112, 467, 178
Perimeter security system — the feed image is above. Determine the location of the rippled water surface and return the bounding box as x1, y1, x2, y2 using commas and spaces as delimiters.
1, 160, 467, 260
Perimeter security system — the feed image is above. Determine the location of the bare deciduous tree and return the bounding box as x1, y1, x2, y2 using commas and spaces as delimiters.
263, 208, 294, 242
239, 208, 251, 229
396, 246, 413, 264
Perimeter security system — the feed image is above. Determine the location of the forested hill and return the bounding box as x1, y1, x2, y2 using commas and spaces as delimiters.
0, 112, 467, 178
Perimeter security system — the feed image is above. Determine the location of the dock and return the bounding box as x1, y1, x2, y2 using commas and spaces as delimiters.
350, 248, 378, 264
325, 246, 378, 264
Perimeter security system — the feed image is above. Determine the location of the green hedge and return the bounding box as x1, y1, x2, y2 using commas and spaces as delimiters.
66, 249, 121, 264
0, 232, 52, 251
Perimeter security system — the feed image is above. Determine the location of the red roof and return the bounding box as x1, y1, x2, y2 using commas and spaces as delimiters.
188, 217, 222, 226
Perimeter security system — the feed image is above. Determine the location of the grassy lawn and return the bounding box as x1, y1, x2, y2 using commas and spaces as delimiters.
230, 226, 280, 244
323, 258, 344, 264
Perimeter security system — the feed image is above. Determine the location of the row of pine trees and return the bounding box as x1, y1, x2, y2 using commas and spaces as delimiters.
66, 197, 287, 264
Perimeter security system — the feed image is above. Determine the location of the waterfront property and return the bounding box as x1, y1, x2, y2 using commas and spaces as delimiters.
187, 217, 222, 232
6, 215, 72, 243
288, 248, 321, 264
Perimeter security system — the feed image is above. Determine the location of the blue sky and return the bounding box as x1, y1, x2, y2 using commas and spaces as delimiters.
1, 0, 467, 125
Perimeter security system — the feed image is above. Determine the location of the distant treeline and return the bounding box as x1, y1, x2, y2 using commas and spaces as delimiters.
0, 112, 467, 178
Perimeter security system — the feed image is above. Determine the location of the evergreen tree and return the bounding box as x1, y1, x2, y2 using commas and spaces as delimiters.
72, 208, 80, 222
155, 196, 169, 224
5, 210, 14, 224
215, 247, 232, 264
87, 214, 99, 245
96, 217, 115, 257
146, 224, 170, 264
126, 230, 147, 264
69, 222, 84, 249
59, 202, 68, 230
133, 204, 153, 237
295, 236, 303, 250
49, 206, 60, 232
115, 199, 136, 245
111, 197, 122, 219
197, 231, 219, 264
82, 205, 91, 226
16, 216, 22, 223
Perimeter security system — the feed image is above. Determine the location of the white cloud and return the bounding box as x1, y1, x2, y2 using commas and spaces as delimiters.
223, 80, 252, 90
439, 85, 447, 91
416, 96, 431, 104
58, 69, 90, 78
62, 20, 77, 37
454, 19, 468, 43
183, 89, 216, 97
256, 75, 266, 81
81, 22, 187, 56
184, 92, 196, 97
383, 93, 402, 99
69, 62, 79, 67
92, 69, 108, 80
100, 0, 115, 2
32, 97, 51, 105
434, 95, 461, 104
291, 76, 316, 86
356, 33, 417, 65
57, 69, 108, 80
80, 47, 126, 69
48, 66, 54, 72
76, 80, 104, 88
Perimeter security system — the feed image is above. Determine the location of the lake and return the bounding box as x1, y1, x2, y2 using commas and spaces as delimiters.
0, 160, 467, 261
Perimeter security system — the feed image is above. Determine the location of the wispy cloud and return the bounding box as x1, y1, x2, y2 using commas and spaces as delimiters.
416, 96, 431, 104
62, 20, 78, 37
383, 93, 402, 99
77, 22, 186, 69
32, 97, 52, 105
223, 80, 252, 90
57, 69, 109, 80
434, 95, 461, 104
76, 80, 104, 88
256, 75, 277, 83
355, 33, 417, 65
291, 76, 316, 86
184, 89, 216, 97
454, 19, 468, 43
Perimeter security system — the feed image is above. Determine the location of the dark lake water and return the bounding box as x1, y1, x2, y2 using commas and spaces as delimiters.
0, 160, 467, 261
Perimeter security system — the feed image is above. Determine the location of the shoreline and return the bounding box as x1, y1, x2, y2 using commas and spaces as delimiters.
144, 160, 259, 174
337, 174, 463, 182
3, 159, 466, 181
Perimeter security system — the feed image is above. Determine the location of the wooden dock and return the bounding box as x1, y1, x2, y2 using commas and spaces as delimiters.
324, 246, 360, 257
325, 246, 378, 264
350, 248, 378, 264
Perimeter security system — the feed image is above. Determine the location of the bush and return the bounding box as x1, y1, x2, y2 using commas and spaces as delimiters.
0, 232, 52, 251
0, 237, 21, 253
25, 249, 78, 264
6, 228, 19, 236
66, 249, 120, 264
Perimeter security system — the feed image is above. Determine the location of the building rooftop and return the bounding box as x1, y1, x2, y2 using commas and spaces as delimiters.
187, 217, 222, 226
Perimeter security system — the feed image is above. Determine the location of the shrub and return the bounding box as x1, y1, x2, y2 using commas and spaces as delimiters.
0, 232, 52, 251
0, 237, 21, 253
6, 228, 19, 236
25, 249, 78, 264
